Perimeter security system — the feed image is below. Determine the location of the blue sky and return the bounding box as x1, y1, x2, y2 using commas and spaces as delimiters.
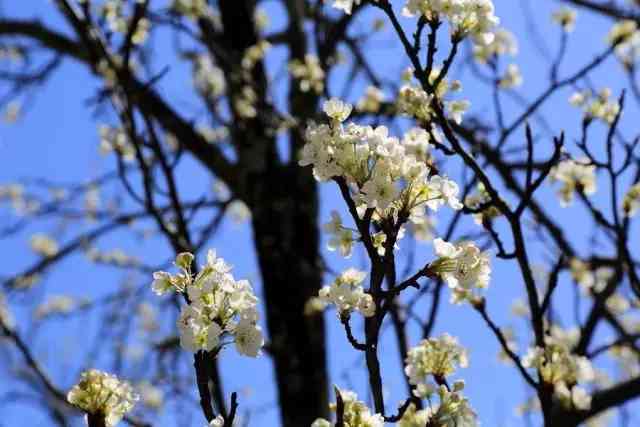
1, 1, 639, 426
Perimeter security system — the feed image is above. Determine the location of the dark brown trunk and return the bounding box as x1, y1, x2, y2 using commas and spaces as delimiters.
249, 165, 329, 426
86, 413, 106, 427
214, 2, 329, 424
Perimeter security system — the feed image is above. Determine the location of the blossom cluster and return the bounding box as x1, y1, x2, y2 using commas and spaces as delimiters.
86, 246, 141, 268
99, 125, 135, 161
0, 46, 23, 62
607, 20, 639, 57
569, 88, 621, 124
552, 7, 577, 32
137, 302, 159, 333
398, 404, 432, 427
397, 83, 436, 122
404, 334, 478, 425
614, 27, 640, 68
403, 0, 500, 46
609, 344, 640, 380
397, 67, 468, 123
4, 101, 20, 123
289, 54, 325, 94
67, 369, 138, 427
234, 86, 258, 119
254, 8, 270, 32
0, 184, 23, 203
622, 182, 640, 217
324, 209, 405, 258
193, 55, 226, 99
410, 212, 437, 242
0, 292, 13, 328
400, 384, 478, 427
356, 86, 386, 114
12, 273, 40, 290
430, 238, 491, 304
225, 41, 271, 119
171, 0, 211, 20
570, 258, 612, 295
464, 182, 502, 225
523, 338, 595, 410
85, 185, 101, 220
34, 295, 85, 320
152, 250, 264, 357
318, 268, 375, 318
499, 63, 523, 89
300, 99, 463, 225
0, 183, 38, 215
329, 0, 367, 15
323, 210, 357, 257
405, 334, 468, 394
549, 157, 597, 207
242, 41, 271, 71
473, 28, 518, 63
100, 0, 150, 45
198, 125, 229, 144
30, 233, 59, 258
137, 381, 164, 410
312, 389, 384, 427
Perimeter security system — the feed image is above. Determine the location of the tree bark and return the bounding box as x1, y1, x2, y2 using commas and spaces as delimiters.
249, 164, 329, 426
86, 413, 106, 427
215, 1, 329, 424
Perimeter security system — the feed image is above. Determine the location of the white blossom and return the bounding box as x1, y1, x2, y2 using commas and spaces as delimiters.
445, 99, 471, 124
499, 63, 523, 89
397, 84, 435, 121
193, 55, 226, 98
241, 41, 271, 70
405, 334, 469, 387
403, 0, 500, 47
607, 20, 638, 46
400, 386, 478, 426
615, 32, 640, 67
67, 369, 138, 427
324, 210, 357, 258
464, 182, 502, 225
431, 238, 491, 304
318, 268, 374, 317
314, 388, 383, 427
298, 105, 463, 225
0, 292, 13, 328
34, 295, 77, 319
425, 176, 464, 211
569, 88, 620, 123
152, 250, 263, 357
172, 0, 211, 19
356, 86, 386, 113
137, 381, 164, 410
234, 320, 264, 357
523, 339, 594, 387
289, 54, 325, 94
622, 182, 640, 217
474, 28, 518, 63
323, 98, 352, 123
30, 233, 59, 257
549, 157, 597, 207
254, 8, 270, 31
100, 0, 150, 44
552, 7, 577, 32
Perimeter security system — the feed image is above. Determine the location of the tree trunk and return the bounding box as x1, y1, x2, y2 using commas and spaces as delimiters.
86, 413, 106, 427
215, 1, 329, 423
249, 164, 329, 426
